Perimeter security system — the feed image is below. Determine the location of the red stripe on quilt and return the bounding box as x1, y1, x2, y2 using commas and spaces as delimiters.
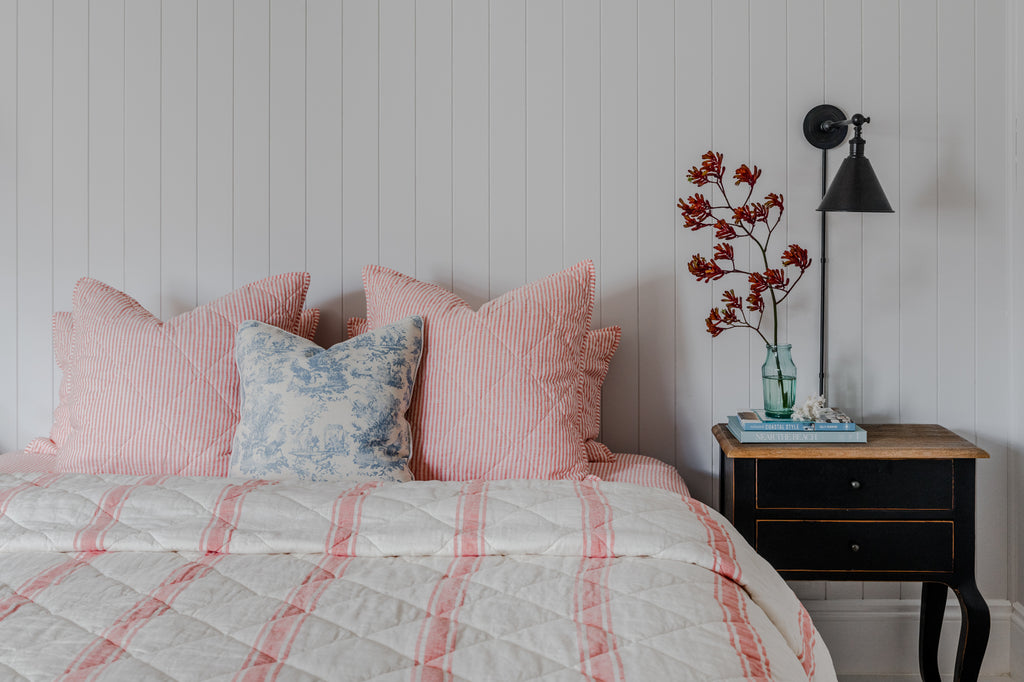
715, 572, 773, 680
797, 605, 817, 678
0, 551, 97, 623
0, 472, 63, 516
59, 554, 224, 681
234, 555, 354, 682
573, 480, 623, 682
200, 479, 272, 553
325, 482, 381, 555
233, 483, 376, 681
74, 475, 167, 553
684, 497, 774, 677
683, 496, 742, 582
411, 480, 489, 681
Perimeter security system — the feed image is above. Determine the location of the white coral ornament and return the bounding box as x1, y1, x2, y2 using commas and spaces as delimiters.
790, 394, 850, 422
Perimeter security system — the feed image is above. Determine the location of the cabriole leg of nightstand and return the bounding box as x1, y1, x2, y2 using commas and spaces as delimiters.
952, 578, 990, 682
918, 582, 947, 682
918, 579, 990, 682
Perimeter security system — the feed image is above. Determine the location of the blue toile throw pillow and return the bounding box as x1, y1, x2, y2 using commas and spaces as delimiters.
229, 315, 423, 483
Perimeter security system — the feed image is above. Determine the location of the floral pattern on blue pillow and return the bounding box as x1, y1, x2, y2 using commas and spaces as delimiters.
229, 316, 423, 483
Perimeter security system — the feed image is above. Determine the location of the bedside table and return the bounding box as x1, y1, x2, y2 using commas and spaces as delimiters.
714, 423, 989, 682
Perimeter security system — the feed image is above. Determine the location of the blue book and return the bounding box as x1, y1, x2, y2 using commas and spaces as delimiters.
736, 409, 856, 432
727, 416, 867, 443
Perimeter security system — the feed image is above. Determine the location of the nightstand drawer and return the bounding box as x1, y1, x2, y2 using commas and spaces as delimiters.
756, 520, 954, 573
756, 459, 953, 510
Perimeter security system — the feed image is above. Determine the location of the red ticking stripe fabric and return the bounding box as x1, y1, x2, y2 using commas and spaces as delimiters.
233, 482, 377, 682
412, 480, 489, 681
60, 555, 224, 681
0, 552, 97, 624
574, 480, 623, 682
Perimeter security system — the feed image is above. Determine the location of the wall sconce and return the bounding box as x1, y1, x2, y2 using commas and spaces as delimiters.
803, 104, 894, 397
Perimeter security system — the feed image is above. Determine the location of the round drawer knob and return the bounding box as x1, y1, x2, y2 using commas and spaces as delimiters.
850, 480, 861, 490
850, 543, 861, 553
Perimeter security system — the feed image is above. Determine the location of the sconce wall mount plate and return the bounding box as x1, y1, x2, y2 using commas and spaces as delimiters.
803, 104, 849, 150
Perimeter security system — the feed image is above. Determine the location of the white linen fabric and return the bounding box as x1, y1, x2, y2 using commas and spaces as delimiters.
229, 317, 423, 483
0, 474, 835, 681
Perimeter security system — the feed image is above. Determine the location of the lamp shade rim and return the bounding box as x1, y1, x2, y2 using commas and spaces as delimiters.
817, 156, 894, 213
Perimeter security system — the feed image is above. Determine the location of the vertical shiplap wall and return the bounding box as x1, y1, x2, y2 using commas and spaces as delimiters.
0, 0, 1012, 600
1012, 0, 1024, 607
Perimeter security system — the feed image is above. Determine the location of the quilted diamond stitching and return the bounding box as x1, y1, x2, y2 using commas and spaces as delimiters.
0, 476, 820, 681
58, 275, 309, 475
365, 262, 594, 480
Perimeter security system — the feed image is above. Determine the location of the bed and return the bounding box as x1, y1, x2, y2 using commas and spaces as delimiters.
0, 263, 836, 681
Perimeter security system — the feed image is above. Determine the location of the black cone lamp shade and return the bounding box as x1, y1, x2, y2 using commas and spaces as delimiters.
817, 128, 893, 213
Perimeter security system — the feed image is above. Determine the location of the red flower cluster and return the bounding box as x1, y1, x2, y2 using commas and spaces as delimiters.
679, 151, 811, 345
687, 254, 725, 283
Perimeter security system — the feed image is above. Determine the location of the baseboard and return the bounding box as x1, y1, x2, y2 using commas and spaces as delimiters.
1012, 602, 1023, 680
803, 598, 1013, 678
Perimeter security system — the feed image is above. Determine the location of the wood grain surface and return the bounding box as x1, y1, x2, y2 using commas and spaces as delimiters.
713, 423, 989, 460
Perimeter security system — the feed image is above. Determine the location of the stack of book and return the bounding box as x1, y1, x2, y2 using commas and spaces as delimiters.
726, 409, 867, 443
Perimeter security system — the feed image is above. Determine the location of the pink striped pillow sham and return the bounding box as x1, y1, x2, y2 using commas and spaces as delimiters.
27, 307, 320, 458
580, 325, 621, 463
23, 312, 76, 457
348, 318, 621, 464
49, 273, 310, 476
361, 261, 595, 481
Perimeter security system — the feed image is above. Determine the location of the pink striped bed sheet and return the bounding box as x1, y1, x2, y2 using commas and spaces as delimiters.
589, 452, 690, 497
0, 450, 691, 498
0, 451, 56, 474
0, 474, 835, 680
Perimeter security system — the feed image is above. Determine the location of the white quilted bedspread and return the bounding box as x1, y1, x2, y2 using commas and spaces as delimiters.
0, 473, 835, 681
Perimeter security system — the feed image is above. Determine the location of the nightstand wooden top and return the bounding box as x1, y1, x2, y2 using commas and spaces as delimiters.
713, 423, 989, 459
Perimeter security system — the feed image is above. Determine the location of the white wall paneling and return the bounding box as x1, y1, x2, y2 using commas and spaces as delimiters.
124, 0, 162, 315
234, 0, 272, 289
525, 0, 564, 283
972, 0, 1010, 602
161, 0, 199, 317
196, 0, 235, 306
1, 5, 1018, 668
88, 0, 125, 289
414, 0, 453, 292
0, 0, 14, 449
600, 0, 640, 455
16, 0, 53, 449
450, 0, 488, 309
859, 0, 901, 425
672, 0, 714, 502
378, 0, 416, 277
52, 0, 90, 428
636, 0, 676, 475
341, 0, 379, 321
898, 0, 940, 429
562, 0, 601, 322
269, 0, 308, 277
488, 0, 526, 298
305, 0, 345, 342
1013, 0, 1024, 614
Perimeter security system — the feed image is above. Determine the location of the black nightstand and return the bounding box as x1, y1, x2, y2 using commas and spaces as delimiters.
715, 423, 990, 682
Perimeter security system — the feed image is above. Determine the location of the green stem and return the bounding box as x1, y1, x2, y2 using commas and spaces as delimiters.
756, 242, 790, 413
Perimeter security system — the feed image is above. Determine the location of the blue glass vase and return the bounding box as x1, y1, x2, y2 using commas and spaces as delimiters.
762, 344, 796, 419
